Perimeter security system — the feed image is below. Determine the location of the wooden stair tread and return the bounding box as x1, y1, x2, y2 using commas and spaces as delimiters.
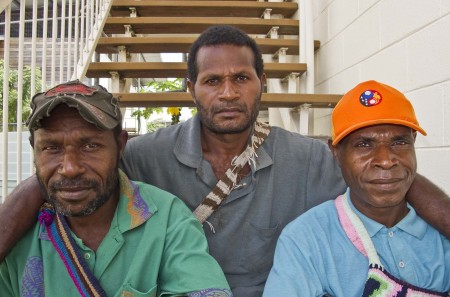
115, 92, 341, 108
110, 1, 298, 18
96, 36, 320, 54
103, 17, 299, 35
90, 0, 338, 111
86, 62, 307, 79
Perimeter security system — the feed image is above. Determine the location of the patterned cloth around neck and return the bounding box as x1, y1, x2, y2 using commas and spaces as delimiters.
193, 121, 271, 223
38, 204, 108, 297
36, 170, 149, 297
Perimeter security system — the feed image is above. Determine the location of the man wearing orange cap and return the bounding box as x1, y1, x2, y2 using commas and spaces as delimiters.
263, 80, 450, 296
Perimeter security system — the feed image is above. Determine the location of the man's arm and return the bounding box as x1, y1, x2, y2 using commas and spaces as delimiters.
0, 175, 44, 260
407, 173, 450, 239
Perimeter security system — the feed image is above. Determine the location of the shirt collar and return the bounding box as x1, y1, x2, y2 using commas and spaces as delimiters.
38, 170, 155, 241
173, 115, 203, 168
115, 170, 155, 233
345, 189, 427, 239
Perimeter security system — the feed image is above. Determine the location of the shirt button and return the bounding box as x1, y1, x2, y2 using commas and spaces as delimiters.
84, 253, 91, 260
399, 261, 405, 268
388, 231, 394, 237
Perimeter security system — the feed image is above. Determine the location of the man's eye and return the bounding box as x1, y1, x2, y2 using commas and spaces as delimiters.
206, 78, 219, 85
42, 145, 60, 151
392, 140, 408, 146
355, 141, 370, 148
236, 75, 248, 81
84, 143, 99, 150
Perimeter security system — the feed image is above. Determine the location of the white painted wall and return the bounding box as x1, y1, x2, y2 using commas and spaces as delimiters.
312, 0, 450, 193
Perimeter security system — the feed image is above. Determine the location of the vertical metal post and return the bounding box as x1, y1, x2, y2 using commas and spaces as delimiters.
30, 0, 39, 173
16, 0, 26, 183
298, 0, 314, 93
299, 104, 312, 135
87, 0, 94, 52
110, 71, 120, 93
42, 0, 49, 90
79, 0, 85, 71
72, 0, 80, 79
67, 0, 73, 80
31, 0, 38, 97
2, 5, 11, 202
304, 0, 314, 93
51, 0, 58, 86
59, 0, 66, 83
298, 0, 315, 135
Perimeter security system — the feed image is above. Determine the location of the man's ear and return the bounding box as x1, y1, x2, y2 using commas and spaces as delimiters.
118, 130, 128, 157
260, 73, 266, 91
328, 139, 339, 161
187, 79, 196, 104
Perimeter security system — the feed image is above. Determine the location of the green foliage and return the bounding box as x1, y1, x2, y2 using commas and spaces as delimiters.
130, 106, 163, 121
146, 78, 183, 92
132, 78, 184, 120
131, 78, 184, 133
0, 60, 42, 130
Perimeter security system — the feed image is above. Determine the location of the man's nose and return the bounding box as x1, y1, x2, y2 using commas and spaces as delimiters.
372, 145, 399, 169
58, 149, 85, 177
219, 79, 238, 100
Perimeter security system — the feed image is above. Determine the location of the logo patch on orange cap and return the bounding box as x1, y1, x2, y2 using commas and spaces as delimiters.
359, 89, 382, 107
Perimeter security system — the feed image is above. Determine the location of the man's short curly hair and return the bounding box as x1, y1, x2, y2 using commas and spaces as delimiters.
187, 25, 264, 84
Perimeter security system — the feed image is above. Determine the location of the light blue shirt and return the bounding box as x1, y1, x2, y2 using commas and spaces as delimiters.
263, 189, 450, 297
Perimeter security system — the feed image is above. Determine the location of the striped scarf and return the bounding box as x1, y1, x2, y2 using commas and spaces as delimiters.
193, 121, 271, 223
38, 203, 108, 297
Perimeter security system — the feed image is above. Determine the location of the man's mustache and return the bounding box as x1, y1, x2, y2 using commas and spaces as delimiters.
49, 178, 98, 191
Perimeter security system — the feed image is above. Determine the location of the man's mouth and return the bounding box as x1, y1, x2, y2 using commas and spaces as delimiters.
54, 186, 92, 201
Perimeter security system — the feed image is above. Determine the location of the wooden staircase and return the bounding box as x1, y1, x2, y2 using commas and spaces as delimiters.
87, 0, 341, 115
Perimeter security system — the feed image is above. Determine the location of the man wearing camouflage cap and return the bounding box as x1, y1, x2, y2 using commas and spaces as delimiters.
0, 80, 231, 297
263, 80, 450, 296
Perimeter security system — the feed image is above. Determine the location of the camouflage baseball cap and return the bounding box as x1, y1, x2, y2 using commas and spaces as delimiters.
27, 80, 121, 131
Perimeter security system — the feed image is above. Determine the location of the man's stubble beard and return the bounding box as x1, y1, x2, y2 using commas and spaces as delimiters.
195, 92, 261, 134
36, 160, 119, 217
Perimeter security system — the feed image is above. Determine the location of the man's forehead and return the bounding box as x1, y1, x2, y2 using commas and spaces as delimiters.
197, 44, 254, 61
196, 47, 255, 74
38, 105, 101, 131
343, 124, 414, 141
34, 118, 110, 145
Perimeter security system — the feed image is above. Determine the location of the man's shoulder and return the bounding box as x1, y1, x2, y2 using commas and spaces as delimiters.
124, 178, 181, 208
124, 178, 195, 221
264, 126, 333, 162
128, 122, 185, 147
283, 200, 337, 235
267, 126, 329, 147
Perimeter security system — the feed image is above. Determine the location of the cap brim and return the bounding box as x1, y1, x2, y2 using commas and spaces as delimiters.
28, 97, 118, 130
332, 119, 427, 146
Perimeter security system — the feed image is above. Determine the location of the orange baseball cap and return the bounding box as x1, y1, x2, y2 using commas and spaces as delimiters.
331, 80, 426, 145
